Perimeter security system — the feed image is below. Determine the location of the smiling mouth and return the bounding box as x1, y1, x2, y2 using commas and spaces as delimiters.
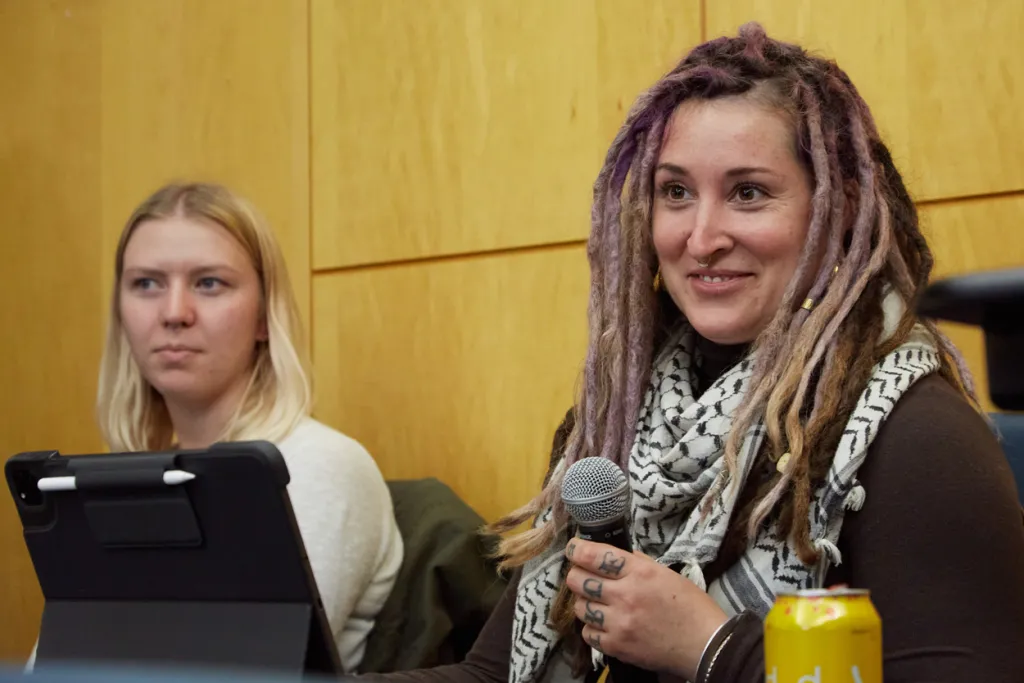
694, 274, 750, 283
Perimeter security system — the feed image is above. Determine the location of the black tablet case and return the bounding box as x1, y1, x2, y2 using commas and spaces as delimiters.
5, 441, 343, 678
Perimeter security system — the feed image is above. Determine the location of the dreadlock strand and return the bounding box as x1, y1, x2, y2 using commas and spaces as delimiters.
583, 127, 639, 454
799, 106, 847, 314
787, 442, 819, 562
582, 218, 608, 454
798, 116, 890, 378
595, 138, 643, 466
619, 121, 666, 466
762, 85, 846, 463
788, 86, 834, 299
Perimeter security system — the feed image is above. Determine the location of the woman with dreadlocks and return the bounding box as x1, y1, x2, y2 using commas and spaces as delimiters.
357, 22, 1024, 683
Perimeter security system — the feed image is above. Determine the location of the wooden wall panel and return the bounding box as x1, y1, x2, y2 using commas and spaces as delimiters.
0, 0, 310, 661
922, 196, 1024, 279
311, 246, 590, 522
594, 0, 707, 144
706, 0, 1024, 202
0, 0, 102, 662
99, 0, 311, 328
310, 0, 701, 270
920, 195, 1024, 411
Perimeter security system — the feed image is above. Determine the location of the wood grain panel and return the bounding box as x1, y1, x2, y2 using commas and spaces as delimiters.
0, 0, 102, 661
920, 194, 1024, 411
310, 0, 701, 269
594, 0, 706, 144
706, 0, 1024, 203
311, 245, 590, 522
99, 0, 311, 328
0, 0, 311, 660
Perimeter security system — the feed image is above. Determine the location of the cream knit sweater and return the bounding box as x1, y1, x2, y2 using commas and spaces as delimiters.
275, 417, 403, 671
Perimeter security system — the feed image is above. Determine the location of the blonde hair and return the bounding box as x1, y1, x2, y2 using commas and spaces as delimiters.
96, 182, 311, 452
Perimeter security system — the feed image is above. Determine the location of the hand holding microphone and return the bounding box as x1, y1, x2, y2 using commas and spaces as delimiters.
561, 457, 729, 683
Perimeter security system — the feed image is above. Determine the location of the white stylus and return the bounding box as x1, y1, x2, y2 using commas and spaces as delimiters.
36, 470, 196, 492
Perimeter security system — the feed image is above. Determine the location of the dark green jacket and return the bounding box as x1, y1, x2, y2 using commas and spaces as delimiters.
359, 478, 508, 673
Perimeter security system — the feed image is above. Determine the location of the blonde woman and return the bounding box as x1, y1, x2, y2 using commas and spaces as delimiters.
95, 182, 403, 672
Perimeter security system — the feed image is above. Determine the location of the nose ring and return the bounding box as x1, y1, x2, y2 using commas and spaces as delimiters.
696, 258, 711, 268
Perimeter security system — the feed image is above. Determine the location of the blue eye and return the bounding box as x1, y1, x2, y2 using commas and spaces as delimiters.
130, 277, 157, 290
196, 277, 224, 291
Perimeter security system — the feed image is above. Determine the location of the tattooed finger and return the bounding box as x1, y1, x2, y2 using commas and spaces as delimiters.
583, 600, 605, 628
582, 577, 603, 599
598, 551, 626, 576
586, 632, 602, 652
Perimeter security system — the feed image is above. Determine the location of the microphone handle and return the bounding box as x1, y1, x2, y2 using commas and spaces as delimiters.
576, 516, 632, 552
576, 519, 658, 683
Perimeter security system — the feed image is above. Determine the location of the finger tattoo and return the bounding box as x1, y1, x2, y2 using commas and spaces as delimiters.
582, 578, 603, 599
567, 542, 576, 559
598, 551, 626, 576
586, 632, 602, 652
584, 601, 605, 628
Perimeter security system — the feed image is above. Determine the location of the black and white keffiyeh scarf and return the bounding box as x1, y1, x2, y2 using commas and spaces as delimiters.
510, 308, 941, 683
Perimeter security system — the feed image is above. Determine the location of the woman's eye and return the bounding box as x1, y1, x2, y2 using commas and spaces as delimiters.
130, 278, 156, 290
662, 182, 691, 201
196, 277, 224, 291
735, 184, 766, 202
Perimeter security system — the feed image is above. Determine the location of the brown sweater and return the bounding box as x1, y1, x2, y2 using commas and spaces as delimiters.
357, 372, 1024, 683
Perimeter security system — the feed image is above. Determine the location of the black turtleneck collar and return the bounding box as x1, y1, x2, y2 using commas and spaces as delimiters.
653, 290, 753, 394
693, 335, 751, 396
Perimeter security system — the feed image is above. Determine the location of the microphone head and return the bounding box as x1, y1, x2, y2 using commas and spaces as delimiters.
561, 457, 630, 525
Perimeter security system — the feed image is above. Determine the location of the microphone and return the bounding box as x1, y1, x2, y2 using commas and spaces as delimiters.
562, 456, 633, 551
561, 457, 657, 683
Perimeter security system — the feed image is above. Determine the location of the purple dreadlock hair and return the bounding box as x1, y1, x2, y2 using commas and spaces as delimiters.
491, 22, 974, 603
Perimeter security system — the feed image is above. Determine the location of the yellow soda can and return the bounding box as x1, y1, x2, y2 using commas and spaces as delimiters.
764, 588, 882, 683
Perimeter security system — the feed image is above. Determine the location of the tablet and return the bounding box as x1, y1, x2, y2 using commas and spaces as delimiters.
5, 441, 342, 677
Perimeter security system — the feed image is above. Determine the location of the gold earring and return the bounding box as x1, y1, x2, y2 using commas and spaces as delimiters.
653, 268, 662, 291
